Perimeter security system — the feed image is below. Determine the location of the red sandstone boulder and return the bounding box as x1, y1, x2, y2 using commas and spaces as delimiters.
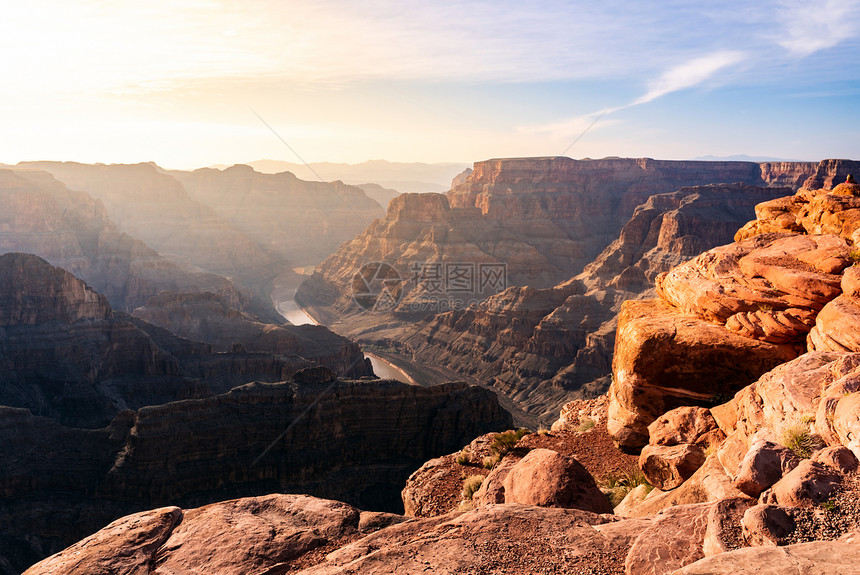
608, 299, 797, 450
647, 406, 725, 449
733, 440, 801, 498
762, 460, 842, 507
741, 504, 795, 546
626, 499, 752, 575
656, 233, 848, 343
501, 448, 612, 513
812, 445, 858, 473
670, 536, 860, 574
640, 444, 706, 491
23, 506, 181, 575
473, 456, 517, 507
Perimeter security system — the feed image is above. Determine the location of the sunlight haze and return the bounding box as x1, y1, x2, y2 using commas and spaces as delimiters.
2, 0, 859, 167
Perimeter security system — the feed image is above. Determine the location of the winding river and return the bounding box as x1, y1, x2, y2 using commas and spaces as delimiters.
275, 292, 413, 384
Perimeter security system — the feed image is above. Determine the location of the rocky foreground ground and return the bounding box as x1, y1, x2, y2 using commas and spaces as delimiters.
16, 177, 860, 574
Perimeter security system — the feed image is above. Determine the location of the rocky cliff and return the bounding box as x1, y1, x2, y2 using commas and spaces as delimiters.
19, 163, 860, 575
608, 168, 860, 451
0, 374, 510, 573
299, 158, 831, 420
174, 164, 385, 266
0, 255, 511, 573
299, 158, 813, 320
0, 253, 313, 429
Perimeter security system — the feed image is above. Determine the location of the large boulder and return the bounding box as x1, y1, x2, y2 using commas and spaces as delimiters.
647, 407, 726, 449
24, 495, 361, 575
733, 440, 801, 498
741, 504, 796, 547
656, 233, 849, 336
22, 507, 182, 575
501, 448, 612, 513
626, 499, 752, 575
609, 299, 797, 450
762, 460, 843, 507
640, 444, 706, 491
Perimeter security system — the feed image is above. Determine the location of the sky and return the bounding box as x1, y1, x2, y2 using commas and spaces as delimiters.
1, 0, 859, 168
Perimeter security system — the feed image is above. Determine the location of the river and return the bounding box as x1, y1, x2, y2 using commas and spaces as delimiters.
274, 292, 413, 384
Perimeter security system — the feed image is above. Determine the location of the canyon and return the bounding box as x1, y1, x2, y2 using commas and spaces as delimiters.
23, 163, 860, 575
298, 157, 860, 420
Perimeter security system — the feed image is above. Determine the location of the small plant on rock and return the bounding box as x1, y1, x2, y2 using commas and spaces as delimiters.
598, 465, 652, 508
482, 454, 500, 469
461, 475, 484, 500
455, 449, 470, 466
578, 418, 596, 432
780, 421, 824, 459
489, 428, 529, 457
481, 428, 530, 470
849, 247, 860, 265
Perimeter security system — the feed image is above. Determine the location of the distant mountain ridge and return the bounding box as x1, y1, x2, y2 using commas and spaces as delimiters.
216, 159, 470, 193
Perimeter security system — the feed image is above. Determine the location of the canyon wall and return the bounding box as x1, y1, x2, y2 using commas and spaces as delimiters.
298, 157, 845, 419
175, 164, 385, 266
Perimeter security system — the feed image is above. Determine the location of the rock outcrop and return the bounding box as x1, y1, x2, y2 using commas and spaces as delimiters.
26, 498, 647, 575
0, 253, 514, 572
608, 170, 860, 450
0, 253, 322, 428
1, 373, 510, 572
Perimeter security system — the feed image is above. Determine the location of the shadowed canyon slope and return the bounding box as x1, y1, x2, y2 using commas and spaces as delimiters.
0, 254, 510, 573
18, 162, 284, 292
0, 168, 253, 314
297, 157, 846, 419
174, 164, 386, 266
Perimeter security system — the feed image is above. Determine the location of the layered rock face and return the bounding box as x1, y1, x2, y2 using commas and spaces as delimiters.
0, 253, 309, 429
300, 158, 806, 316
1, 376, 509, 573
175, 164, 385, 266
400, 183, 796, 418
0, 252, 512, 573
131, 291, 372, 378
19, 162, 285, 295
0, 168, 248, 313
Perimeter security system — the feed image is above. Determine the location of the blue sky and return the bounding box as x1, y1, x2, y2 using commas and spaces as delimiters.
1, 0, 858, 167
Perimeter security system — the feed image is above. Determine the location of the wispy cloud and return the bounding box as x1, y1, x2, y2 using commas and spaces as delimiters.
632, 51, 745, 105
524, 50, 744, 143
774, 0, 860, 56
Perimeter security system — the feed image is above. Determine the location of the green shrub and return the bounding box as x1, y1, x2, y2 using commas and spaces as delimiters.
598, 465, 653, 508
578, 418, 596, 432
489, 428, 529, 457
780, 421, 823, 459
455, 450, 470, 466
461, 475, 484, 500
482, 454, 500, 469
849, 247, 860, 264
